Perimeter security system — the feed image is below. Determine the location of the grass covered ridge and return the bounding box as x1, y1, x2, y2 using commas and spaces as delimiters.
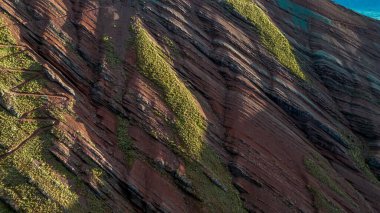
226, 0, 306, 80
132, 19, 245, 212
133, 21, 206, 159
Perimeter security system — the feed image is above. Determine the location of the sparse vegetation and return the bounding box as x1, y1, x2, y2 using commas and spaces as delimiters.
91, 167, 105, 186
305, 156, 360, 209
162, 36, 179, 57
308, 186, 342, 213
117, 116, 135, 165
342, 133, 379, 183
163, 36, 175, 49
186, 148, 246, 212
101, 35, 121, 67
226, 0, 306, 80
52, 130, 110, 212
304, 158, 346, 197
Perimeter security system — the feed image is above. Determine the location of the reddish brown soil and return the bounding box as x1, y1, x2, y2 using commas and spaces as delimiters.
1, 0, 380, 212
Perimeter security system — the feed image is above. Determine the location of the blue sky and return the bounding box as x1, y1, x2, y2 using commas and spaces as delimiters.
334, 0, 380, 19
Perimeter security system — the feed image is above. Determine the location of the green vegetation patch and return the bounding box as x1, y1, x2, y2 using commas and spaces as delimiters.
133, 21, 206, 158
0, 133, 79, 211
0, 71, 36, 91
349, 142, 377, 182
0, 164, 62, 213
305, 156, 360, 209
304, 158, 346, 197
102, 35, 121, 67
0, 41, 44, 117
17, 78, 47, 93
0, 50, 41, 70
0, 47, 18, 58
132, 20, 245, 212
91, 167, 105, 186
0, 27, 45, 151
308, 186, 342, 213
343, 133, 379, 183
0, 18, 15, 45
1, 131, 110, 213
0, 37, 73, 210
0, 108, 41, 152
186, 148, 246, 212
0, 18, 108, 212
6, 94, 47, 116
226, 0, 306, 80
117, 116, 135, 165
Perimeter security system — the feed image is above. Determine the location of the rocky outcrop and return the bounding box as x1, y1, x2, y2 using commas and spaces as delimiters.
0, 0, 379, 212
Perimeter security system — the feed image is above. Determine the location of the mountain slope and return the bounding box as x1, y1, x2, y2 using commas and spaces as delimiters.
0, 0, 380, 212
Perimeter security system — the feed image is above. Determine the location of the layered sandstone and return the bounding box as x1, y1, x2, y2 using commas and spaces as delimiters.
0, 0, 380, 212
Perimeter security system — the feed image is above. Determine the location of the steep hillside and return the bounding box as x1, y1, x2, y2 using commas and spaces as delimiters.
0, 0, 379, 212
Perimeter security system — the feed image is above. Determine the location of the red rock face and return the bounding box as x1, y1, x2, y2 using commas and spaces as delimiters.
1, 0, 380, 212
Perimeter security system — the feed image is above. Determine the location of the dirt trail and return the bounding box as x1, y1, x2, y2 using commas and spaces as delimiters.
0, 44, 27, 48
0, 124, 55, 160
0, 49, 27, 60
0, 43, 69, 160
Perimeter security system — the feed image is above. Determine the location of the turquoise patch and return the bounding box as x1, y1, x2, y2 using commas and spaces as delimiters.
313, 50, 343, 66
276, 0, 332, 31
